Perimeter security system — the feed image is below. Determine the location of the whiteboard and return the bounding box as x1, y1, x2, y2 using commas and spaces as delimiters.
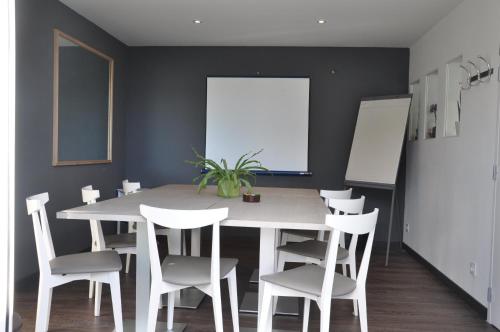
206, 77, 310, 172
345, 96, 411, 187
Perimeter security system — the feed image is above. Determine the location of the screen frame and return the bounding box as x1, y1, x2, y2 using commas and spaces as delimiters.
204, 75, 312, 176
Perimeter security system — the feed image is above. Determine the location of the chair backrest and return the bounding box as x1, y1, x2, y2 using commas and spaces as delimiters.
140, 205, 228, 284
320, 209, 378, 306
82, 185, 106, 250
26, 193, 55, 276
316, 189, 353, 241
327, 195, 365, 248
329, 195, 365, 215
319, 188, 352, 206
123, 180, 141, 195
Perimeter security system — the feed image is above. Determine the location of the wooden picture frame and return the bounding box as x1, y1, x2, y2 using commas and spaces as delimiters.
52, 29, 114, 166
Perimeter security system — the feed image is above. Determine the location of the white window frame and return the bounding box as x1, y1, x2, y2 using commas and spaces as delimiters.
0, 0, 16, 330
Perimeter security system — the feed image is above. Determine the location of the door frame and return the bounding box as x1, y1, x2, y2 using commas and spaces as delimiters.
0, 0, 16, 330
488, 54, 500, 327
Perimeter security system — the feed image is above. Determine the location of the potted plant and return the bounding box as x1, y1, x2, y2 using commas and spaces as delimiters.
187, 149, 267, 198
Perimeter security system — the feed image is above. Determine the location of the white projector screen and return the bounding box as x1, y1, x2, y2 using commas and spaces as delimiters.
205, 77, 310, 173
345, 95, 411, 187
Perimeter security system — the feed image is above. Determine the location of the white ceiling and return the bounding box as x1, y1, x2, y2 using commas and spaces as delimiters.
60, 0, 464, 47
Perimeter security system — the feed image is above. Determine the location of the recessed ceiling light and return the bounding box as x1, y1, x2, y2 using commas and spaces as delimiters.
193, 19, 202, 24
317, 19, 326, 24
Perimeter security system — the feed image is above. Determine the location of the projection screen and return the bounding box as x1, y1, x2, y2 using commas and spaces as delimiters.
205, 77, 310, 173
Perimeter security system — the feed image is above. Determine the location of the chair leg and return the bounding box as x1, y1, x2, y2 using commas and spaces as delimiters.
258, 282, 273, 332
110, 273, 123, 332
35, 283, 51, 332
277, 253, 286, 272
319, 300, 331, 332
94, 282, 102, 316
341, 263, 347, 276
358, 291, 368, 332
166, 291, 175, 331
125, 221, 134, 274
89, 280, 94, 299
148, 284, 161, 332
212, 282, 224, 332
272, 254, 286, 315
182, 231, 187, 256
280, 232, 288, 245
125, 254, 131, 274
227, 269, 240, 332
158, 295, 163, 309
45, 287, 53, 331
349, 262, 358, 316
302, 298, 310, 332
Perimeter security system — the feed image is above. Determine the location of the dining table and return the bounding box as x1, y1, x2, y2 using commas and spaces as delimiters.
57, 184, 331, 331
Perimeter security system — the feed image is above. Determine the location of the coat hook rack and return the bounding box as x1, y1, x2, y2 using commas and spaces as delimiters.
468, 56, 494, 85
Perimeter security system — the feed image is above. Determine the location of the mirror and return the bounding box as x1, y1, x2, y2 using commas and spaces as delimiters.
52, 29, 113, 166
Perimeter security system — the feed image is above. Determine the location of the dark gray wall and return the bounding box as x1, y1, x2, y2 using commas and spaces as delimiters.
15, 0, 127, 281
125, 47, 409, 241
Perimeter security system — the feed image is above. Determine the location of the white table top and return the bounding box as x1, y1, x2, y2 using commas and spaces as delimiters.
57, 184, 331, 230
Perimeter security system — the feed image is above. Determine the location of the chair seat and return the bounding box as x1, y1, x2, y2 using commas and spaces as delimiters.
281, 229, 317, 240
261, 264, 356, 298
277, 240, 349, 261
50, 251, 122, 275
161, 255, 238, 286
104, 233, 136, 249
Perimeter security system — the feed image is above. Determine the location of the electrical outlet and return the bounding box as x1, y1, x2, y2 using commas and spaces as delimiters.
405, 224, 410, 233
469, 262, 477, 277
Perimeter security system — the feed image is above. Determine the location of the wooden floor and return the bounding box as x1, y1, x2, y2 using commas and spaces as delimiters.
15, 233, 498, 331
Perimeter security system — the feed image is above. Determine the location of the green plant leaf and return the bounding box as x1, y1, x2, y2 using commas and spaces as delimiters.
240, 178, 253, 193
188, 148, 267, 194
234, 151, 251, 170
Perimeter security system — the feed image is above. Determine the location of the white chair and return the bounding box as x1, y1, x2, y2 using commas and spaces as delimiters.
276, 196, 365, 316
279, 189, 352, 244
26, 193, 123, 332
122, 180, 142, 273
140, 205, 240, 332
258, 208, 379, 332
122, 180, 183, 270
82, 186, 137, 316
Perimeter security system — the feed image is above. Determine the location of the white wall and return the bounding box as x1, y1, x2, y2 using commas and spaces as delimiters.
405, 0, 500, 311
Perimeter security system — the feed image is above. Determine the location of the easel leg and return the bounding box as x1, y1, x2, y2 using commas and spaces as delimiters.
385, 189, 396, 266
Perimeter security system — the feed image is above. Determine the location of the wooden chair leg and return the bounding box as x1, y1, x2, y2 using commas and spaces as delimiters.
227, 269, 240, 332
319, 300, 331, 332
349, 262, 359, 316
212, 283, 223, 332
147, 284, 161, 332
45, 288, 53, 332
341, 263, 347, 276
125, 254, 131, 274
109, 273, 123, 332
166, 292, 175, 331
182, 231, 187, 256
94, 282, 102, 316
89, 281, 94, 299
35, 282, 51, 332
258, 283, 273, 332
280, 232, 288, 246
358, 291, 368, 332
272, 255, 286, 315
302, 298, 310, 332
